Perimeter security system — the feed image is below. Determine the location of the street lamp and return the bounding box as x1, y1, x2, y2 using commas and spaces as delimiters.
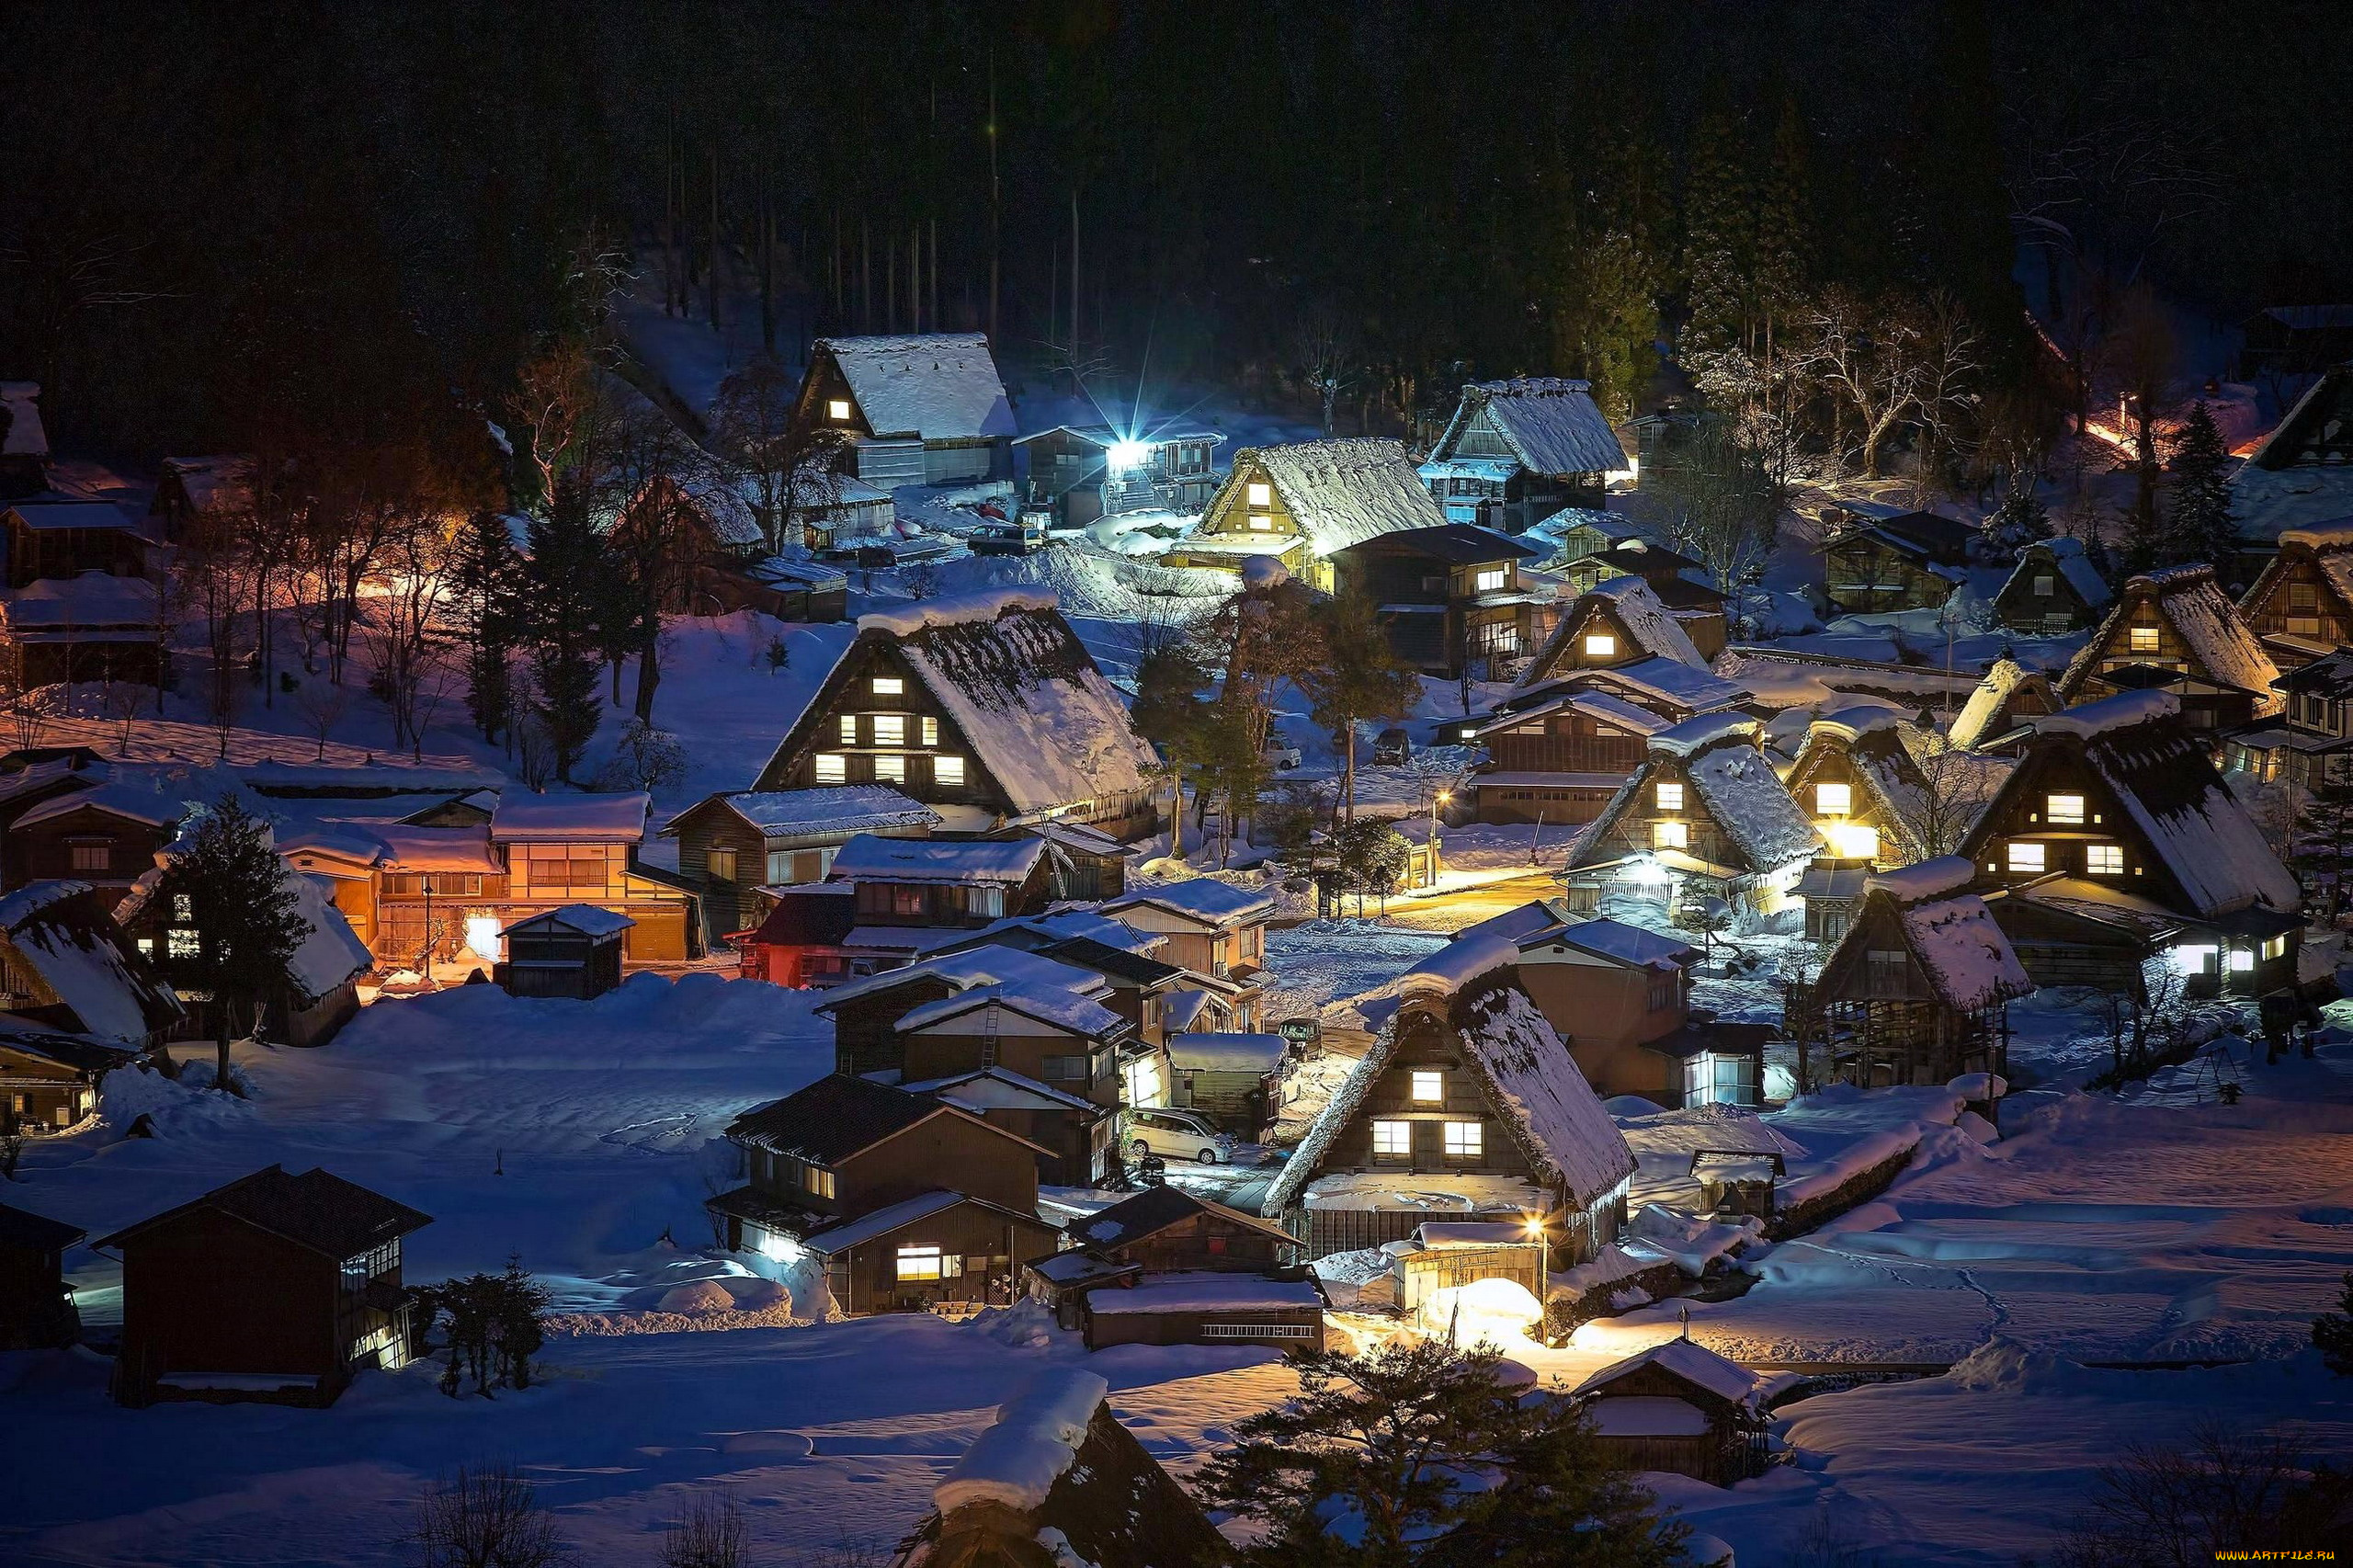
1430, 788, 1452, 889
1525, 1211, 1551, 1347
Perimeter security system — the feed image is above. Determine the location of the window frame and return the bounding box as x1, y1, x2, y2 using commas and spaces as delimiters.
2006, 840, 2046, 873
1441, 1120, 1483, 1159
1370, 1119, 1411, 1158
1409, 1069, 1444, 1103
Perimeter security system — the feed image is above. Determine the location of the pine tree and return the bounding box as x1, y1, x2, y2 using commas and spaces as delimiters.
1299, 588, 1422, 823
520, 502, 615, 784
1678, 106, 1755, 356
1131, 640, 1216, 860
1979, 479, 2053, 565
449, 511, 527, 744
1749, 96, 1814, 352
2165, 399, 2238, 578
155, 794, 313, 1093
2316, 1272, 2353, 1376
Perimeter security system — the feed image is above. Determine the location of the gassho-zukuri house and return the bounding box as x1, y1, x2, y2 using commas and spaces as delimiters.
1269, 934, 1634, 1262
1162, 437, 1443, 591
751, 587, 1161, 839
794, 333, 1017, 488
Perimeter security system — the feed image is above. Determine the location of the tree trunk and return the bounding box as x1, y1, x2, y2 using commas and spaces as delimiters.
1341, 723, 1357, 823
634, 635, 660, 725
215, 1017, 233, 1095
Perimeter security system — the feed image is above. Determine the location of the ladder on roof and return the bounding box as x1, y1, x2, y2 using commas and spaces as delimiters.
981, 1001, 999, 1069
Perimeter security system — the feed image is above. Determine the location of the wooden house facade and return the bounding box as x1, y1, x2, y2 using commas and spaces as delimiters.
98, 1165, 429, 1408
1164, 438, 1443, 591
752, 588, 1160, 839
1820, 506, 1974, 615
1569, 1339, 1768, 1486
0, 880, 183, 1048
2056, 563, 2281, 732
1993, 539, 2113, 633
1468, 686, 1667, 827
1329, 524, 1542, 677
1515, 575, 1712, 692
2237, 518, 2353, 667
2229, 363, 2353, 570
1956, 689, 2302, 998
1947, 657, 2063, 753
1011, 423, 1222, 528
903, 1066, 1117, 1188
662, 785, 940, 937
0, 1023, 135, 1132
3, 781, 180, 903
794, 334, 1016, 488
0, 1201, 83, 1349
495, 904, 631, 999
1557, 539, 1731, 659
1780, 707, 1931, 870
1270, 958, 1634, 1262
1416, 379, 1628, 531
1805, 858, 2031, 1087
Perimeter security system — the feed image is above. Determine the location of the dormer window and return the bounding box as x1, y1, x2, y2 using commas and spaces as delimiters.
827, 399, 852, 421
1584, 633, 1617, 658
2046, 793, 2086, 824
1814, 782, 1851, 816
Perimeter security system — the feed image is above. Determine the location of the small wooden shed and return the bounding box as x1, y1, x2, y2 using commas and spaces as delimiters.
1079, 1268, 1326, 1351
497, 904, 632, 1000
1569, 1336, 1768, 1485
0, 1200, 84, 1348
1165, 1030, 1288, 1131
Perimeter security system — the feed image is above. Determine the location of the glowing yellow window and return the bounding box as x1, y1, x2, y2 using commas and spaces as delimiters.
1410, 1070, 1444, 1103
1653, 820, 1689, 850
871, 676, 904, 697
1371, 1120, 1411, 1156
2263, 934, 2288, 960
827, 399, 852, 421
1584, 633, 1617, 658
813, 754, 847, 784
2006, 841, 2045, 872
1246, 481, 1271, 507
1655, 782, 1684, 812
2086, 844, 2123, 875
1247, 514, 1273, 531
2046, 793, 2086, 824
837, 713, 858, 744
894, 1244, 945, 1281
2129, 625, 2160, 653
872, 714, 905, 746
920, 716, 938, 746
874, 755, 906, 783
933, 755, 966, 786
1442, 1121, 1483, 1158
1815, 782, 1852, 816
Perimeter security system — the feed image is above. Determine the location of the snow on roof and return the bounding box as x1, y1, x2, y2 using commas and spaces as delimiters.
1894, 891, 2032, 1012
366, 825, 504, 874
488, 791, 648, 844
1573, 1337, 1762, 1406
2032, 687, 2177, 740
1457, 982, 1637, 1206
897, 983, 1125, 1040
3, 500, 146, 533
903, 1066, 1100, 1114
1334, 931, 1523, 1034
1224, 438, 1445, 555
829, 834, 1044, 885
1807, 702, 1905, 744
683, 786, 940, 841
858, 585, 1058, 638
2037, 538, 2113, 608
749, 554, 854, 594
0, 881, 180, 1043
1083, 1272, 1323, 1314
801, 1188, 970, 1257
870, 593, 1160, 815
815, 334, 1016, 444
1, 382, 47, 459
815, 946, 1108, 1013
1529, 657, 1746, 713
1585, 577, 1709, 666
1166, 1032, 1287, 1073
1554, 917, 1699, 971
0, 571, 160, 629
159, 455, 255, 517
1453, 900, 1572, 949
501, 903, 634, 939
933, 1367, 1109, 1516
1649, 710, 1758, 758
961, 909, 1163, 955
1677, 728, 1820, 870
15, 778, 182, 830
2064, 566, 2278, 709
1443, 380, 1628, 476
285, 868, 375, 1001
1949, 656, 2037, 751
1864, 855, 1976, 904
1104, 877, 1273, 927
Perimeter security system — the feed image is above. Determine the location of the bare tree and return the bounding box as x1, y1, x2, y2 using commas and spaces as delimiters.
1650, 415, 1779, 627
290, 678, 352, 761
1798, 288, 1945, 480
97, 678, 147, 756
408, 1461, 572, 1568
2054, 1416, 2350, 1565
0, 674, 54, 753
658, 1489, 750, 1568
1290, 309, 1358, 437
1899, 734, 2001, 857
710, 358, 851, 554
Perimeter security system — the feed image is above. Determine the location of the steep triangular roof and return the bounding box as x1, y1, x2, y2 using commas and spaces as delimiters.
1819, 858, 2032, 1013
1211, 438, 1444, 555
96, 1165, 429, 1257
1518, 577, 1707, 690
0, 881, 183, 1043
2059, 563, 2279, 711
813, 334, 1016, 443
1573, 714, 1818, 875
1997, 538, 2113, 612
1949, 656, 2058, 752
1784, 707, 1933, 864
1430, 379, 1628, 476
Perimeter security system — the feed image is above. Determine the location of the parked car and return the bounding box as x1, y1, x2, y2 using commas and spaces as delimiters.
1262, 742, 1303, 770
1372, 727, 1412, 766
969, 521, 1034, 556
1125, 1107, 1234, 1165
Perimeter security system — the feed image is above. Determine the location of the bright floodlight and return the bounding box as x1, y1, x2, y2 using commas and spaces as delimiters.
1524, 1215, 1544, 1238
1107, 438, 1151, 473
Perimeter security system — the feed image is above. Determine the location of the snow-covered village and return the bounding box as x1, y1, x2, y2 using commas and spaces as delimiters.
5, 5, 2353, 1564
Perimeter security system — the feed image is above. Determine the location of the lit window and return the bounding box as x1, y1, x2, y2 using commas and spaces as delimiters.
2006, 841, 2045, 872
894, 1244, 945, 1281
1655, 782, 1684, 812
1442, 1121, 1483, 1158
173, 894, 194, 923
168, 928, 199, 960
1247, 513, 1273, 531
874, 754, 906, 783
872, 714, 905, 746
707, 847, 737, 882
1824, 821, 1879, 860
1584, 633, 1617, 658
1371, 1120, 1411, 1156
924, 755, 962, 788
2086, 845, 2123, 875
1410, 1070, 1444, 1103
2046, 793, 2086, 824
1473, 568, 1506, 592
2174, 944, 2217, 974
1653, 820, 1689, 850
920, 716, 938, 747
2229, 949, 2255, 973
1246, 482, 1271, 507
2129, 625, 2160, 653
813, 754, 847, 784
827, 399, 851, 421
871, 676, 904, 697
2263, 934, 2289, 960
1815, 782, 1852, 816
69, 844, 108, 872
838, 713, 858, 744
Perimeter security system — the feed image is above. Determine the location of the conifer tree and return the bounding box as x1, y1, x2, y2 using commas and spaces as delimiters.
1131, 640, 1215, 860
1299, 588, 1422, 823
521, 502, 616, 784
155, 794, 313, 1093
1678, 107, 1755, 356
449, 511, 527, 744
1979, 478, 2053, 565
2315, 1272, 2353, 1376
2165, 399, 2238, 578
1750, 96, 1815, 353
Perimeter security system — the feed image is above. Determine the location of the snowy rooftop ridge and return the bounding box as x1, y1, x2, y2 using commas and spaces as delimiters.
1586, 575, 1710, 667
1573, 1337, 1763, 1407
1445, 379, 1628, 477
934, 1368, 1109, 1516
1893, 887, 2033, 1013
1865, 856, 1977, 904
828, 834, 1044, 885
1336, 931, 1522, 1032
1649, 710, 1758, 757
858, 585, 1058, 638
815, 333, 1016, 445
1949, 656, 2039, 752
1222, 437, 1446, 556
2033, 688, 2177, 740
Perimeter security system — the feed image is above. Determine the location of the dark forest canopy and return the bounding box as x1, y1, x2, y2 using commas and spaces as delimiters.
5, 0, 2350, 464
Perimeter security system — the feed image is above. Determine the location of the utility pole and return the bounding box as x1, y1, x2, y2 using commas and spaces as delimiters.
987, 51, 1000, 344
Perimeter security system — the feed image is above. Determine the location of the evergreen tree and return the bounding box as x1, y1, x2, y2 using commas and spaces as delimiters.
2165, 399, 2238, 578
520, 502, 616, 784
1299, 588, 1423, 823
2316, 1272, 2353, 1376
155, 794, 313, 1093
1750, 95, 1815, 351
1199, 1338, 1688, 1568
1131, 640, 1216, 860
1678, 106, 1755, 356
1978, 478, 2053, 565
449, 511, 527, 744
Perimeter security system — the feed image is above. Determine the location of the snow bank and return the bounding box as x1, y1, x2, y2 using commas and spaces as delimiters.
858, 585, 1058, 637
934, 1368, 1109, 1515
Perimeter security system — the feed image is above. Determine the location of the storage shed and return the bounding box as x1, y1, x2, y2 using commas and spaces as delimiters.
1568, 1336, 1768, 1485
497, 904, 632, 999
0, 1200, 84, 1348
1079, 1268, 1326, 1351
